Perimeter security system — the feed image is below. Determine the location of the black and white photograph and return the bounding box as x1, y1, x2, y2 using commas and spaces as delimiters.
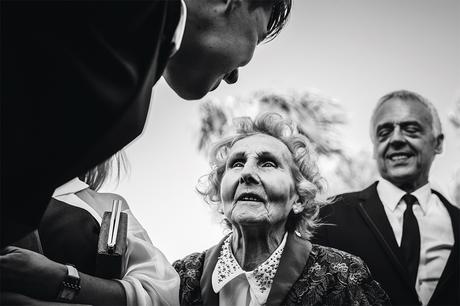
1, 0, 459, 305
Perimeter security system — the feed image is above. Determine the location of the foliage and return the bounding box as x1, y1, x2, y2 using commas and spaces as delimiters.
448, 98, 460, 129
449, 97, 460, 205
198, 91, 346, 156
197, 90, 377, 196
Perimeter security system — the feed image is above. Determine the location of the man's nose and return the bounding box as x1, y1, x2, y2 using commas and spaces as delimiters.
239, 163, 260, 185
389, 125, 406, 146
224, 69, 239, 84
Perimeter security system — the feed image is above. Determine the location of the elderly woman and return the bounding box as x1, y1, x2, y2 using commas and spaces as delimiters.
173, 113, 390, 305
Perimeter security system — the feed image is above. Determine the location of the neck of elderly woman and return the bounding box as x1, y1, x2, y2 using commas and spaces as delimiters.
230, 221, 286, 271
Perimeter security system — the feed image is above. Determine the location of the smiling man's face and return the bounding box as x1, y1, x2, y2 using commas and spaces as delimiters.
372, 98, 443, 191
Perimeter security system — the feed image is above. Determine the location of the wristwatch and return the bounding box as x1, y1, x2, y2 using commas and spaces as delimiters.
57, 264, 81, 302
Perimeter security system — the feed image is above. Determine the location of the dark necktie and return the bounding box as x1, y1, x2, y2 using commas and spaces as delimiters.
400, 193, 421, 287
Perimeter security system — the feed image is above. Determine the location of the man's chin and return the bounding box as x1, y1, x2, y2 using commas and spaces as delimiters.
170, 85, 210, 100
384, 168, 418, 185
167, 81, 218, 101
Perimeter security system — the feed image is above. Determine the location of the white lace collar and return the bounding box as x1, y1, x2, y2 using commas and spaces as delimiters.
212, 233, 287, 304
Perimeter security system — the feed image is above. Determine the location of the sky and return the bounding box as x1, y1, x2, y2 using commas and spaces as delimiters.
101, 0, 460, 262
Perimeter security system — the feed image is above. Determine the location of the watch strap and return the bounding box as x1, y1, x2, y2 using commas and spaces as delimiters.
57, 264, 81, 302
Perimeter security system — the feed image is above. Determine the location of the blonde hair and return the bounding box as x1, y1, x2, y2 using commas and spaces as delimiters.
79, 151, 128, 191
198, 112, 325, 239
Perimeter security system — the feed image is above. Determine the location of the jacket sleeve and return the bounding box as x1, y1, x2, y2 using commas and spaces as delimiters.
173, 252, 206, 305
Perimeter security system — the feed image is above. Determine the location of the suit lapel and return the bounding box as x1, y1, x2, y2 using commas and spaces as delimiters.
200, 235, 228, 306
429, 191, 459, 303
266, 233, 312, 305
357, 182, 417, 294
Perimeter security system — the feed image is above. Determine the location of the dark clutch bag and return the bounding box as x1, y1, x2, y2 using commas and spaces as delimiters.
96, 200, 128, 279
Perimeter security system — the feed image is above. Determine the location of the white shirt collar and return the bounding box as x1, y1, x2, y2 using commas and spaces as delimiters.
411, 183, 431, 214
212, 233, 288, 305
377, 178, 431, 214
52, 177, 89, 197
377, 178, 406, 212
170, 0, 187, 58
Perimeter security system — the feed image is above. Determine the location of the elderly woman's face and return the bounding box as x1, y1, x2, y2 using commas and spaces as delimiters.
220, 134, 298, 227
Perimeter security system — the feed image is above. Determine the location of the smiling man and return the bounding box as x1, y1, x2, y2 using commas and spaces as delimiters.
313, 90, 459, 306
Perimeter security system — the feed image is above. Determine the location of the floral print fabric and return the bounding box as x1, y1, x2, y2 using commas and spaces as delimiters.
173, 243, 390, 305
284, 246, 390, 305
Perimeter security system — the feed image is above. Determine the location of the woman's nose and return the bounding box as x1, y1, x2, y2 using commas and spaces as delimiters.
239, 164, 260, 185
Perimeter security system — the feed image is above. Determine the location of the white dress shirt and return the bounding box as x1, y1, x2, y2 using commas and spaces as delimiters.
53, 178, 180, 306
377, 179, 454, 305
212, 233, 288, 306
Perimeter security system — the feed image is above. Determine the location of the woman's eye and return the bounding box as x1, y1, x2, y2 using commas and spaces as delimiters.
261, 161, 277, 168
231, 161, 244, 168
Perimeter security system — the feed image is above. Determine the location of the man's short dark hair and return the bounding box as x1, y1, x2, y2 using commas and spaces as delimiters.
251, 0, 292, 42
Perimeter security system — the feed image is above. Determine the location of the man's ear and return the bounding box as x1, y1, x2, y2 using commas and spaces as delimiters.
434, 133, 444, 154
222, 0, 242, 14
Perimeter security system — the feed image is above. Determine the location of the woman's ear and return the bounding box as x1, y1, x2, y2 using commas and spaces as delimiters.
217, 202, 224, 214
292, 201, 305, 215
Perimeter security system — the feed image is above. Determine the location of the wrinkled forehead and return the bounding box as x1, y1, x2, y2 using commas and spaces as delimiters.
373, 98, 433, 128
229, 133, 293, 162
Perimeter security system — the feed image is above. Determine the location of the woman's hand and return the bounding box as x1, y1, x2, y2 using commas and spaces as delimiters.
0, 246, 66, 300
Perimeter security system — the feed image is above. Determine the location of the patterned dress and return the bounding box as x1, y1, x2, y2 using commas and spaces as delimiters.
173, 234, 390, 306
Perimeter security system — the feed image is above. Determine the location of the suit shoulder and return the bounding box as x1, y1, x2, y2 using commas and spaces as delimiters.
330, 191, 363, 206
318, 191, 363, 218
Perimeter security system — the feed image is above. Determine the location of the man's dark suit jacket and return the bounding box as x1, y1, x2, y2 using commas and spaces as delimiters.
1, 1, 181, 246
312, 182, 459, 305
